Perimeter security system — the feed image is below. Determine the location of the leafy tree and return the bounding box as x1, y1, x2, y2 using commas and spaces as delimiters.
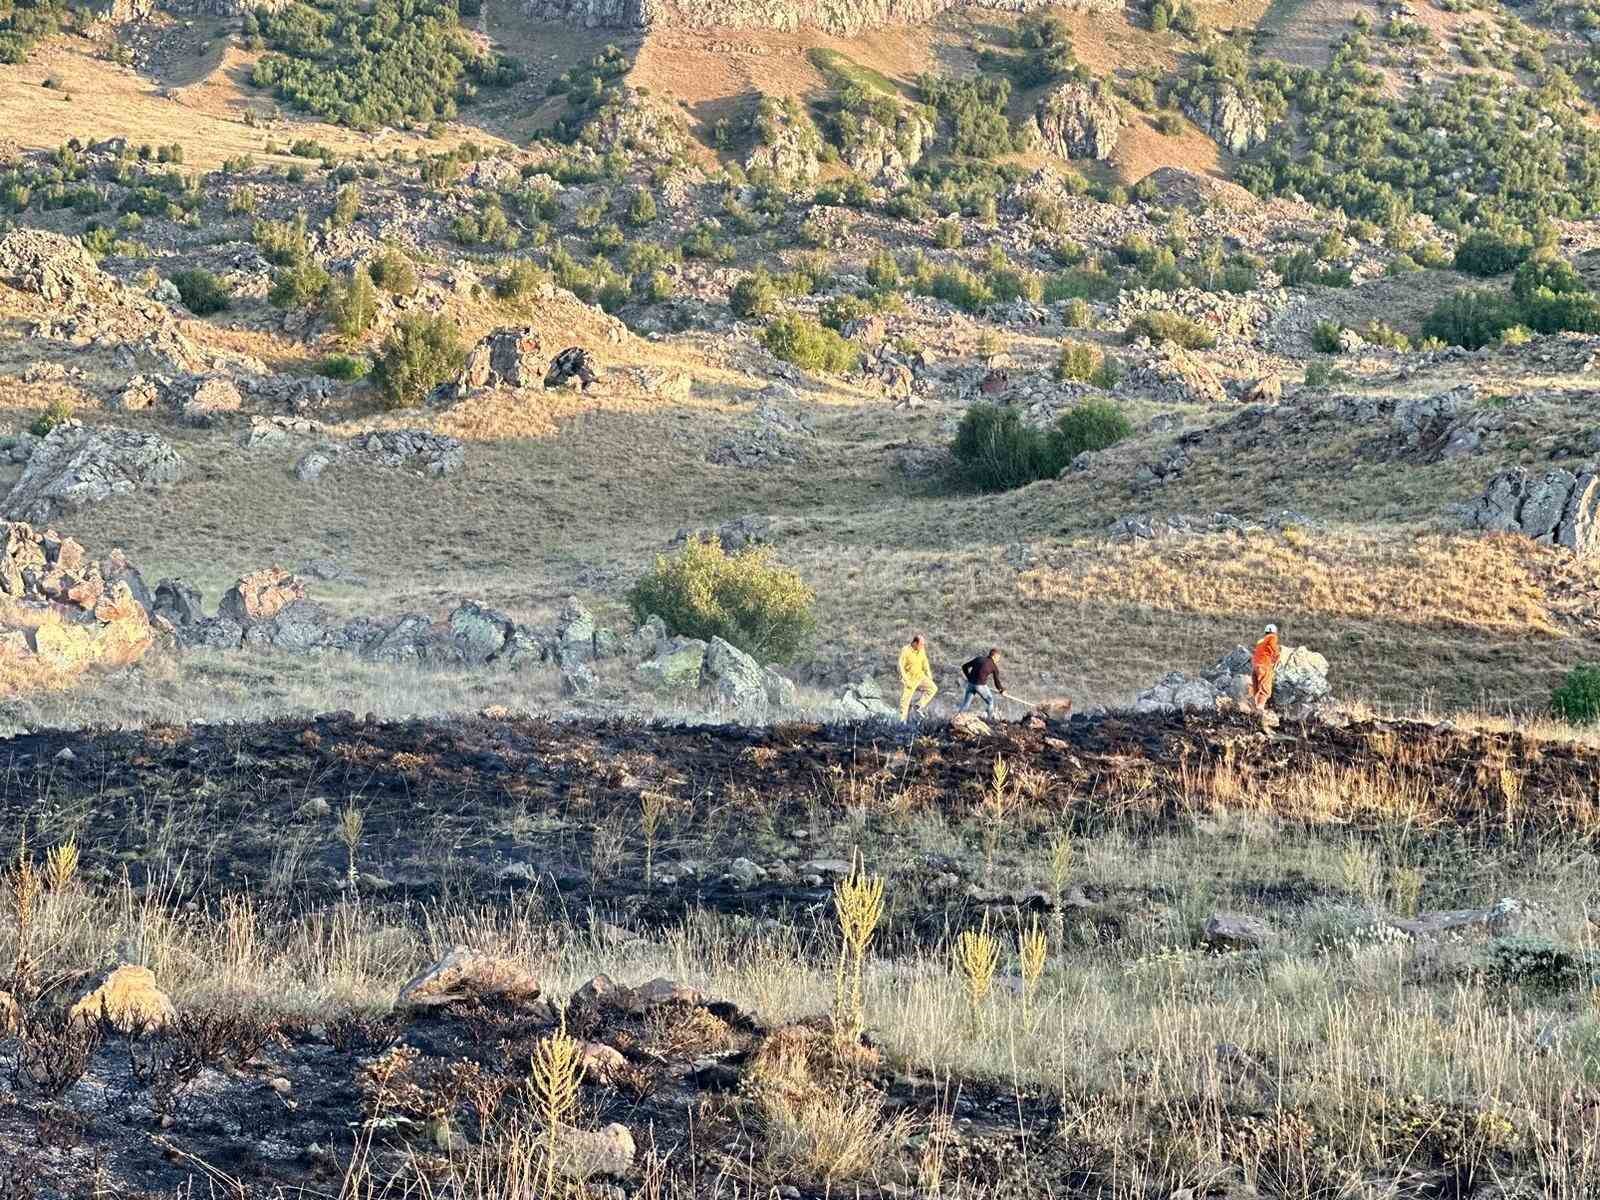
762, 314, 860, 373
730, 270, 780, 319
328, 266, 377, 338
1553, 665, 1600, 725
375, 313, 466, 409
1420, 288, 1517, 349
369, 245, 419, 295
170, 268, 231, 316
628, 536, 815, 663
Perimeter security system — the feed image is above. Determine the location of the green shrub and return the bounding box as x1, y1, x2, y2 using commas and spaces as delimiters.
1311, 320, 1343, 353
820, 293, 873, 332
1050, 398, 1131, 462
1553, 664, 1600, 725
952, 402, 1056, 492
626, 187, 657, 227
1126, 310, 1216, 349
1063, 297, 1093, 329
1055, 340, 1119, 387
495, 258, 549, 302
1420, 288, 1518, 349
866, 249, 901, 290
328, 266, 377, 338
934, 218, 962, 249
1454, 229, 1531, 277
317, 353, 370, 380
269, 259, 331, 309
369, 246, 419, 295
375, 313, 466, 409
762, 314, 860, 373
28, 395, 73, 438
730, 270, 780, 319
331, 183, 359, 228
627, 536, 815, 663
1521, 290, 1600, 335
1512, 255, 1586, 302
170, 268, 231, 316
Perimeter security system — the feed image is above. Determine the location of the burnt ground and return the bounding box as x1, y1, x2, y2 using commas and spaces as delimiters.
1, 710, 1599, 1197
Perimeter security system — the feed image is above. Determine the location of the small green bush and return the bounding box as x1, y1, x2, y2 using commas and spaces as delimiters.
934, 218, 962, 249
29, 395, 74, 437
1055, 340, 1119, 387
626, 187, 657, 227
1512, 255, 1586, 302
1063, 298, 1093, 329
328, 266, 378, 338
1454, 229, 1531, 277
369, 246, 419, 295
170, 268, 231, 316
1552, 664, 1600, 725
627, 536, 815, 663
496, 258, 549, 302
730, 271, 780, 319
375, 313, 466, 409
1126, 310, 1216, 349
762, 314, 860, 373
1311, 320, 1343, 353
1420, 288, 1517, 349
1049, 398, 1131, 461
952, 402, 1055, 493
269, 259, 331, 309
317, 353, 370, 380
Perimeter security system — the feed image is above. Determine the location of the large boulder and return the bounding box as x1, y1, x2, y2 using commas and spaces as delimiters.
1135, 643, 1331, 718
443, 327, 545, 398
745, 101, 821, 187
219, 567, 305, 626
702, 636, 768, 713
1467, 468, 1600, 558
449, 601, 515, 663
0, 522, 155, 676
0, 228, 106, 303
638, 637, 708, 695
1181, 82, 1269, 154
1035, 80, 1122, 161
68, 963, 176, 1032
2, 424, 185, 523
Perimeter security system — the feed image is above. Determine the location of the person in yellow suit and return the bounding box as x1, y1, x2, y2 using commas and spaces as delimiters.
898, 633, 937, 722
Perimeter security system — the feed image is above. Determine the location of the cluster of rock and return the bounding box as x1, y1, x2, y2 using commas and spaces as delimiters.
707, 399, 815, 468
1033, 79, 1122, 161
583, 88, 693, 163
744, 103, 822, 188
839, 108, 937, 183
295, 430, 465, 481
0, 522, 156, 675
117, 371, 336, 421
1465, 467, 1600, 559
1106, 509, 1317, 541
826, 674, 899, 721
1135, 644, 1332, 719
523, 0, 1114, 37
633, 629, 796, 717
0, 228, 104, 304
1, 424, 185, 524
1180, 82, 1271, 155
1116, 344, 1228, 408
438, 326, 547, 401
1336, 385, 1502, 462
154, 570, 616, 669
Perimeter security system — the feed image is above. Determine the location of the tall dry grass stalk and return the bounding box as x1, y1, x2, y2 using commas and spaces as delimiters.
831, 851, 884, 1040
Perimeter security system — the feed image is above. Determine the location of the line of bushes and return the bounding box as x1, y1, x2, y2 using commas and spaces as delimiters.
952, 399, 1131, 492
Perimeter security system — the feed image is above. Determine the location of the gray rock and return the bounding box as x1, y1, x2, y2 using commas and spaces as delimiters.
152, 578, 204, 627
3, 424, 185, 523
293, 449, 335, 482
1466, 468, 1600, 558
561, 663, 599, 699
762, 666, 797, 712
726, 857, 767, 888
638, 637, 707, 695
702, 636, 768, 713
449, 601, 514, 663
1182, 82, 1268, 154
1035, 79, 1122, 161
1203, 913, 1270, 951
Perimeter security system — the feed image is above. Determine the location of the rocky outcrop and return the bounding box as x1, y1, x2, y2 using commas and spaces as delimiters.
1035, 79, 1122, 161
584, 88, 691, 161
0, 229, 106, 303
522, 0, 1110, 35
1117, 345, 1227, 408
0, 522, 156, 677
441, 327, 546, 400
1181, 83, 1269, 155
745, 100, 821, 187
1135, 644, 1331, 718
2, 424, 184, 523
295, 430, 464, 481
839, 109, 937, 181
828, 674, 898, 721
636, 634, 794, 716
1466, 468, 1600, 558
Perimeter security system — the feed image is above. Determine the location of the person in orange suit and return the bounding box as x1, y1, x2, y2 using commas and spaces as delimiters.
1250, 624, 1282, 711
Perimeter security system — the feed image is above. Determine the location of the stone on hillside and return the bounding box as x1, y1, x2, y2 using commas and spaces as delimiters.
561, 663, 599, 698
703, 636, 768, 712
1119, 345, 1227, 408
580, 1041, 628, 1080
1135, 643, 1330, 718
219, 567, 304, 626
116, 375, 163, 412
448, 601, 514, 663
839, 108, 936, 180
1274, 646, 1331, 711
631, 977, 703, 1010
1241, 375, 1282, 405
1036, 79, 1122, 161
293, 449, 334, 482
1389, 897, 1524, 939
68, 963, 176, 1032
626, 614, 667, 659
396, 946, 541, 1009
446, 327, 545, 398
1, 523, 155, 673
176, 374, 244, 428
1203, 913, 1270, 951
2, 424, 185, 523
638, 637, 707, 694
726, 856, 767, 888
0, 228, 106, 302
343, 430, 464, 478
950, 713, 992, 737
1467, 468, 1600, 558
762, 666, 797, 712
745, 104, 820, 187
1182, 82, 1269, 154
556, 1123, 636, 1180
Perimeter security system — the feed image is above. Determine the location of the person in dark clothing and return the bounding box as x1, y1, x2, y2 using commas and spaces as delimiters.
957, 648, 1005, 718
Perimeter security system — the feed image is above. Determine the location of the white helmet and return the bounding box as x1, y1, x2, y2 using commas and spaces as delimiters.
1264, 624, 1278, 634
